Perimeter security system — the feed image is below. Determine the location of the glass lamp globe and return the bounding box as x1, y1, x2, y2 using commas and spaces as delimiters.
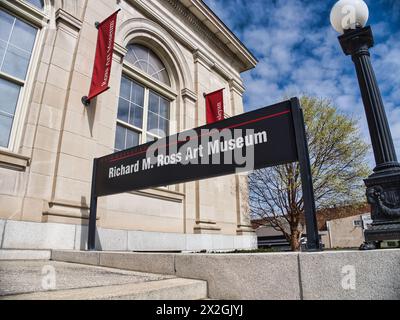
330, 0, 369, 34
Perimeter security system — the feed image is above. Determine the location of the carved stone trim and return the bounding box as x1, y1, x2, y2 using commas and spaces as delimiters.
165, 0, 237, 63
55, 9, 82, 37
181, 88, 197, 103
229, 78, 245, 96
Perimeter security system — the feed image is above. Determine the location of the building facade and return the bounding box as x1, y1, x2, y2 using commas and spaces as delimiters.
0, 0, 257, 251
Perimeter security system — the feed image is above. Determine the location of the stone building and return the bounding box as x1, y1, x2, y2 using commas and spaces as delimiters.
0, 0, 257, 251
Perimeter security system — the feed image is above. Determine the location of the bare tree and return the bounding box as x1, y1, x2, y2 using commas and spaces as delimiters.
249, 97, 370, 251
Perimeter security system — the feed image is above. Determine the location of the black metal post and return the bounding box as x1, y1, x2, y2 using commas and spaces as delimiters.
88, 158, 99, 251
338, 26, 400, 245
291, 98, 321, 251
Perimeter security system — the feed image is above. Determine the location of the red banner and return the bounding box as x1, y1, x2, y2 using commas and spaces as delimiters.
205, 89, 224, 124
86, 10, 120, 102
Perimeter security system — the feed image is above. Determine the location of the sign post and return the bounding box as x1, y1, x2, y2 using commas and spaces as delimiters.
290, 98, 320, 250
87, 98, 321, 251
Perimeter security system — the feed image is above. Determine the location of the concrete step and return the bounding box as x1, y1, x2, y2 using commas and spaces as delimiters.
0, 261, 207, 300
0, 250, 51, 261
1, 278, 208, 300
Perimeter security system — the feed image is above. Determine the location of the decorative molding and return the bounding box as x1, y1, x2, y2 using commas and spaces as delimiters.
212, 62, 231, 81
193, 49, 213, 70
113, 42, 128, 63
165, 0, 254, 71
0, 149, 30, 171
229, 78, 245, 96
181, 88, 197, 103
185, 0, 258, 70
130, 188, 185, 203
114, 42, 128, 58
55, 8, 82, 37
43, 201, 93, 220
126, 0, 250, 79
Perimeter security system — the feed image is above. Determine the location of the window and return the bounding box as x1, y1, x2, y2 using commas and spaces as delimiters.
0, 9, 37, 148
115, 45, 171, 151
25, 0, 44, 10
125, 44, 170, 86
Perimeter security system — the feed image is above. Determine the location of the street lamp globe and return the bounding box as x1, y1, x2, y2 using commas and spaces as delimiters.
330, 0, 369, 34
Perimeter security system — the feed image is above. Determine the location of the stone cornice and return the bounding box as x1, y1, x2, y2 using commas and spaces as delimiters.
55, 9, 82, 37
229, 78, 245, 96
178, 0, 257, 72
181, 88, 197, 103
165, 0, 246, 70
193, 49, 213, 70
113, 42, 128, 63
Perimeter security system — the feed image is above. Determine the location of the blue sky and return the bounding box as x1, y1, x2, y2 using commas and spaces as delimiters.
203, 0, 400, 166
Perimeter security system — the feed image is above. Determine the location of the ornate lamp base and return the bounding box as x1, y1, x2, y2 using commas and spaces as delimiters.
364, 171, 400, 243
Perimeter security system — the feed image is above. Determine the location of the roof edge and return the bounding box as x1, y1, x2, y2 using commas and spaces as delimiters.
180, 0, 258, 72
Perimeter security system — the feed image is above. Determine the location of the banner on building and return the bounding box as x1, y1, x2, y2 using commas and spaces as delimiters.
205, 89, 225, 124
82, 9, 120, 105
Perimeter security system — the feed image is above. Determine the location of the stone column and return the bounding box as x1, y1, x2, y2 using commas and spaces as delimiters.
181, 88, 197, 234
22, 9, 83, 222
229, 78, 254, 235
192, 50, 221, 234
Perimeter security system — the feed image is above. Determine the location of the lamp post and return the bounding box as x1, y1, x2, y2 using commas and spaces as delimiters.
330, 0, 400, 248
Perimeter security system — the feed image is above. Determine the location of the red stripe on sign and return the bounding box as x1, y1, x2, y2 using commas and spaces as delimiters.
108, 109, 291, 163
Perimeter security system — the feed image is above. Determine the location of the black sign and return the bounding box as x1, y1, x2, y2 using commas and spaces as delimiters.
88, 98, 321, 251
95, 100, 298, 197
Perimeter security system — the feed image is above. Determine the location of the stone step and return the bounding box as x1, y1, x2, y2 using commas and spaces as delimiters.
0, 260, 207, 300
0, 250, 51, 261
1, 278, 208, 300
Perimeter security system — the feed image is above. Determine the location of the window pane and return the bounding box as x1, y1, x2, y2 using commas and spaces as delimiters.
114, 125, 125, 151
0, 11, 14, 42
2, 44, 32, 79
117, 98, 129, 123
149, 92, 159, 114
0, 114, 13, 148
10, 19, 36, 52
132, 82, 144, 107
119, 76, 131, 100
25, 0, 44, 10
0, 41, 6, 70
159, 97, 170, 119
126, 129, 140, 149
158, 70, 170, 86
130, 104, 143, 129
0, 78, 20, 116
125, 44, 170, 86
147, 112, 158, 132
159, 118, 169, 137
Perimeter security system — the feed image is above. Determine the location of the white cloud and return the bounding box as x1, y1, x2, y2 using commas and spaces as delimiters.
204, 0, 400, 164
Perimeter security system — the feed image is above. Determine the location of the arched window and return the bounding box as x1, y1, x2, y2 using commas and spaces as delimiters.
25, 0, 44, 10
115, 44, 172, 151
125, 44, 170, 86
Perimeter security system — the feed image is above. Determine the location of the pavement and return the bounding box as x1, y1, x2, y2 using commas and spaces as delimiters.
0, 261, 207, 300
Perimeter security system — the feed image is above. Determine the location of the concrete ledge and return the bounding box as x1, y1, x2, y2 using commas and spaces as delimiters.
300, 250, 400, 300
2, 221, 76, 250
52, 249, 400, 300
0, 219, 256, 252
100, 252, 177, 275
175, 253, 301, 300
51, 250, 100, 266
0, 250, 51, 261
